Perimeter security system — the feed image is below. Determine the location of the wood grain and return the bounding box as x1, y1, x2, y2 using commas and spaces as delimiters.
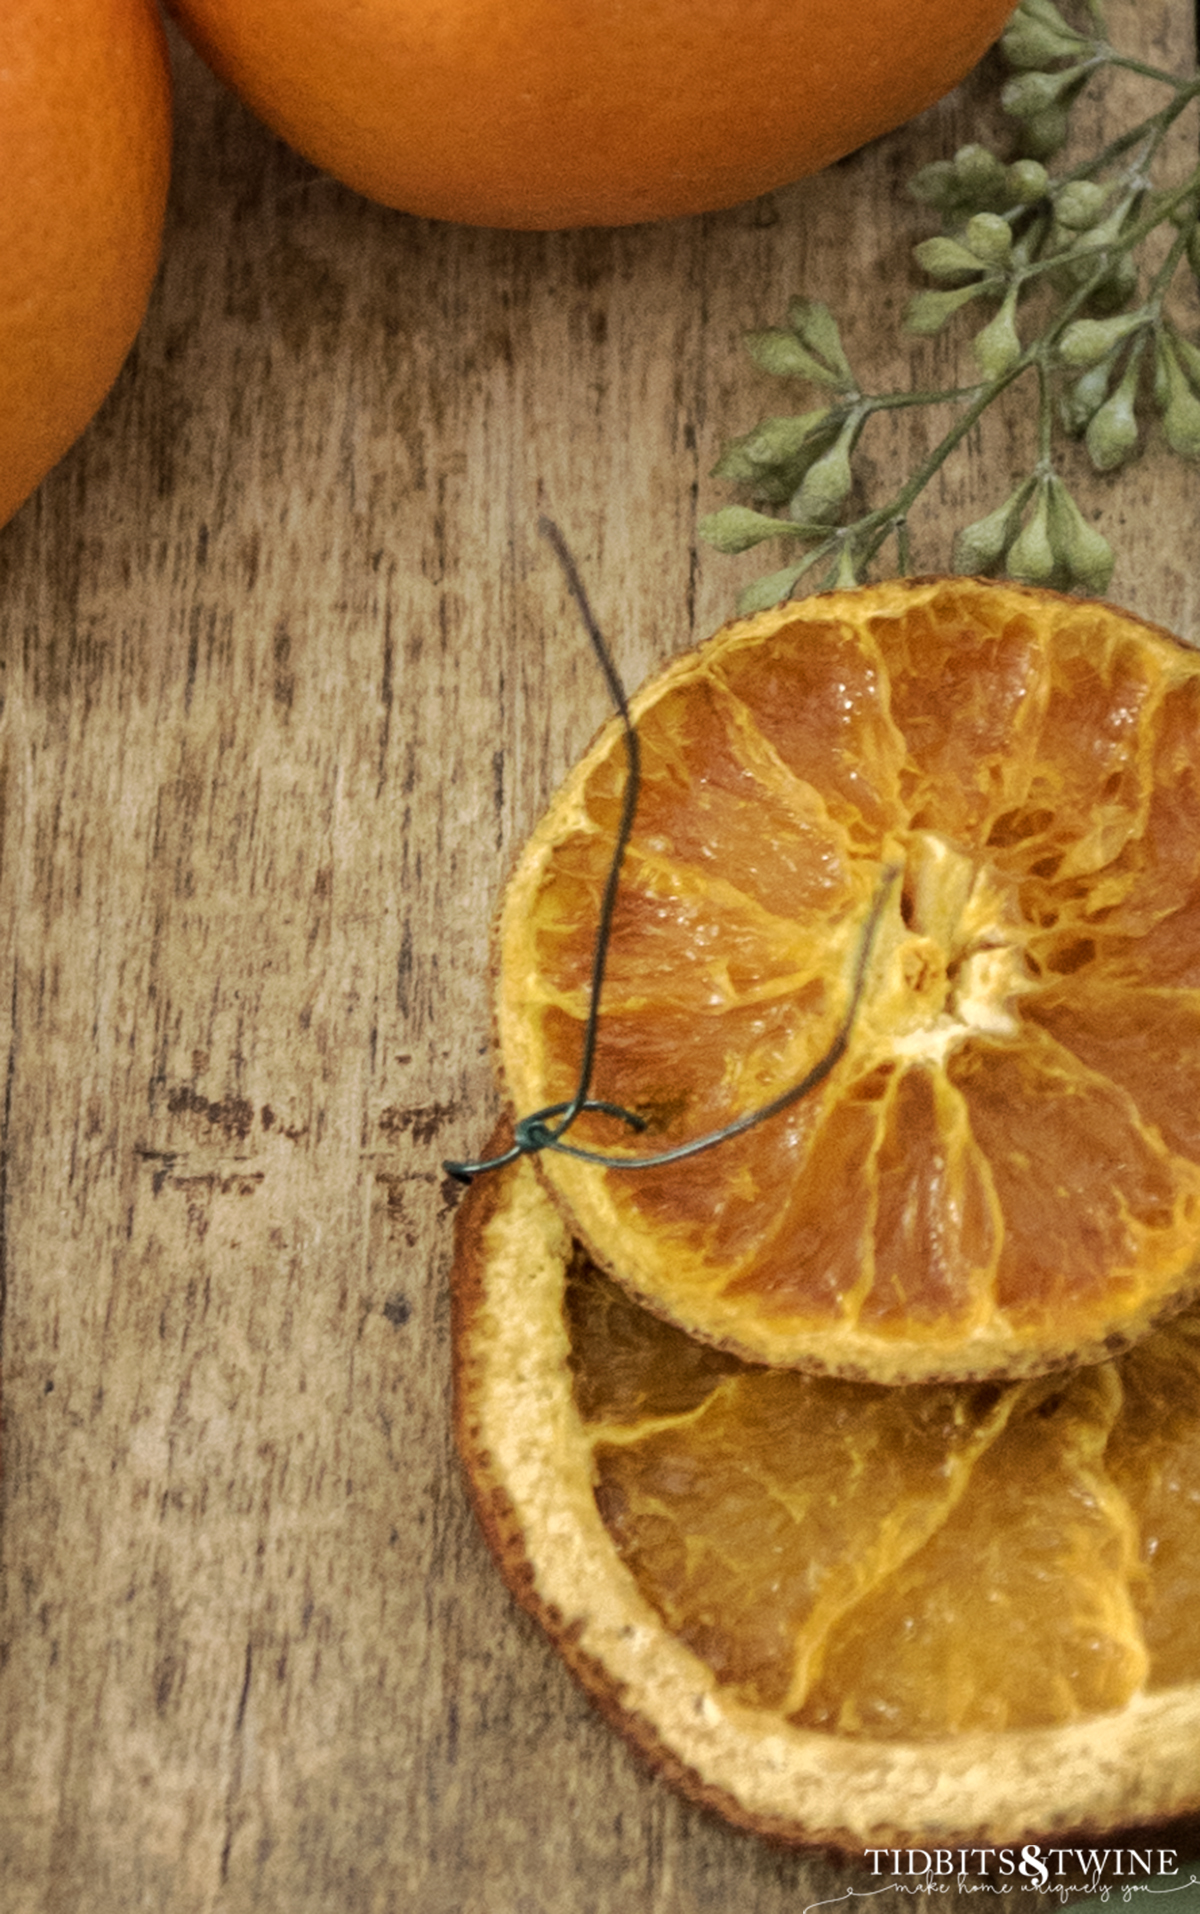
1, 9, 1197, 1910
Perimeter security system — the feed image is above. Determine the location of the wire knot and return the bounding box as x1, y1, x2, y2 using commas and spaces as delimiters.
513, 1112, 559, 1154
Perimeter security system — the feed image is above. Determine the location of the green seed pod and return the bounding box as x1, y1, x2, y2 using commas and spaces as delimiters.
973, 289, 1023, 379
737, 561, 808, 618
1006, 159, 1050, 205
744, 328, 841, 387
1085, 251, 1139, 316
736, 410, 835, 469
913, 236, 987, 281
697, 507, 806, 555
1064, 354, 1117, 436
790, 431, 854, 524
1020, 102, 1072, 159
965, 213, 1014, 266
1070, 201, 1133, 258
1085, 360, 1141, 473
1164, 398, 1200, 467
1054, 180, 1108, 231
904, 283, 987, 335
1059, 310, 1147, 367
1160, 341, 1200, 461
1169, 330, 1200, 397
1002, 14, 1088, 69
952, 482, 1031, 574
908, 160, 960, 211
787, 300, 855, 388
709, 408, 837, 494
1006, 486, 1057, 585
1001, 67, 1083, 120
1022, 0, 1081, 23
1047, 478, 1115, 595
1047, 211, 1128, 284
1001, 0, 1088, 69
726, 469, 796, 507
1060, 356, 1115, 436
953, 144, 1009, 200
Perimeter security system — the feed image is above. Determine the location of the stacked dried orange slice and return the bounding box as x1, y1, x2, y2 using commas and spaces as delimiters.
453, 576, 1200, 1846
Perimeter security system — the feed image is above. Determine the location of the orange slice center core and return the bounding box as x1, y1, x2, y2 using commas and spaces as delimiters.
874, 832, 1032, 1068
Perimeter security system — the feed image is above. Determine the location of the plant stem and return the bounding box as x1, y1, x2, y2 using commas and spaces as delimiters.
706, 0, 1200, 604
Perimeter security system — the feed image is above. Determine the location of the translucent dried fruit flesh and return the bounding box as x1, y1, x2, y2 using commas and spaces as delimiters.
497, 579, 1200, 1381
453, 1157, 1200, 1847
576, 1253, 1179, 1740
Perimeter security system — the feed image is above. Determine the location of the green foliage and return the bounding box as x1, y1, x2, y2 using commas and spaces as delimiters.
702, 0, 1200, 611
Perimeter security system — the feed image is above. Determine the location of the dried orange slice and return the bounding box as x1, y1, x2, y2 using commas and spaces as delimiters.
453, 1151, 1200, 1849
496, 578, 1200, 1382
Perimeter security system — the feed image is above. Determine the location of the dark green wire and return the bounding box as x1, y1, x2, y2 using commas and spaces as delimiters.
444, 521, 896, 1185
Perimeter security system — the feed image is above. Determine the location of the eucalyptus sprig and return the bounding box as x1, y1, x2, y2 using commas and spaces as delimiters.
700, 0, 1200, 612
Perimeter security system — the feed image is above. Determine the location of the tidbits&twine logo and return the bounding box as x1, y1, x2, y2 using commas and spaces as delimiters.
812, 1849, 1200, 1910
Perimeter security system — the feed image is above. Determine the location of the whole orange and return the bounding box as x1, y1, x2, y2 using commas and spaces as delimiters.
0, 0, 172, 531
165, 0, 1016, 230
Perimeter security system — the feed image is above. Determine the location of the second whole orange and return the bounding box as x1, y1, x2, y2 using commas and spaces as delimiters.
165, 0, 1017, 229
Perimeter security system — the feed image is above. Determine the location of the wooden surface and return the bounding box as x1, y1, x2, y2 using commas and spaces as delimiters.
1, 12, 1198, 1911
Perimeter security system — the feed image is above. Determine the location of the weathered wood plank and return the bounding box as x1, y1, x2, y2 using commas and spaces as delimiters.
0, 7, 1196, 1909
